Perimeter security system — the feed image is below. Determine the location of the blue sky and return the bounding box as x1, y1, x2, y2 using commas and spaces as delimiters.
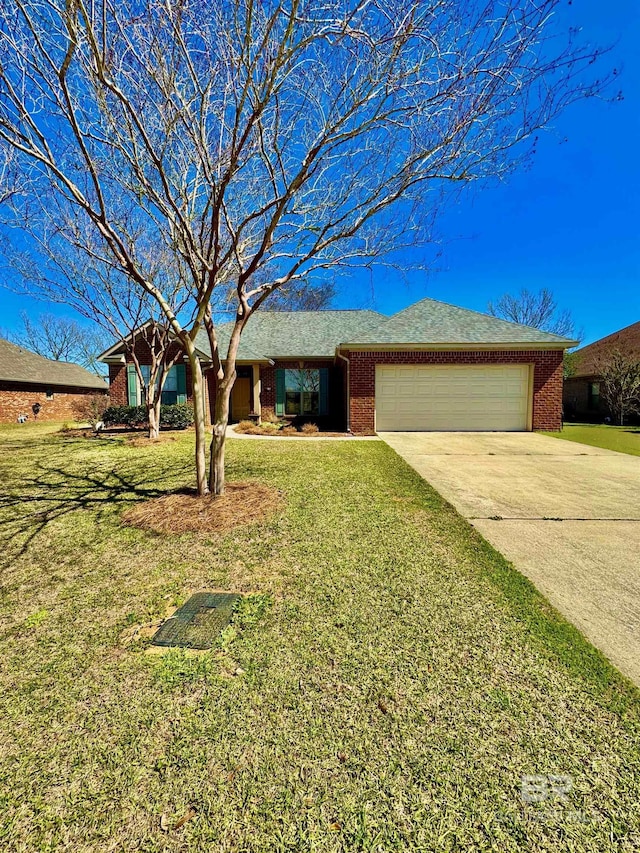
1, 0, 638, 349
337, 0, 640, 347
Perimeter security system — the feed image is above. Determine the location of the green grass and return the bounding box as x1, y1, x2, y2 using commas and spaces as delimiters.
1, 424, 639, 851
542, 423, 640, 457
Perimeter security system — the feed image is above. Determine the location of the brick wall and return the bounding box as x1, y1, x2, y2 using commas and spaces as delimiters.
260, 364, 276, 420
562, 376, 634, 423
563, 376, 600, 421
109, 363, 128, 405
347, 349, 564, 435
0, 382, 108, 424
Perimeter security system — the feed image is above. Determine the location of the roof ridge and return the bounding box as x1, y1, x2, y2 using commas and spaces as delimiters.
576, 319, 640, 352
388, 296, 573, 342
243, 308, 386, 315
1, 337, 98, 370
0, 337, 108, 388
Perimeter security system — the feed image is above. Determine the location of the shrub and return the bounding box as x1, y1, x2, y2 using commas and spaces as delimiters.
235, 420, 255, 433
102, 405, 146, 426
72, 394, 109, 428
281, 426, 298, 436
301, 422, 319, 434
102, 404, 193, 430
160, 404, 194, 430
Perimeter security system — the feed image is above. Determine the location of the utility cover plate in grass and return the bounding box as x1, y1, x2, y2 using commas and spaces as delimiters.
151, 592, 241, 650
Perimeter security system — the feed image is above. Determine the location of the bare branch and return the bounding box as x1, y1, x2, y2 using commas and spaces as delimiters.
0, 0, 612, 492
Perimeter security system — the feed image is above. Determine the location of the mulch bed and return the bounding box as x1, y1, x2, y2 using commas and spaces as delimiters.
58, 428, 185, 445
125, 434, 180, 447
121, 481, 284, 535
59, 428, 100, 439
234, 426, 350, 438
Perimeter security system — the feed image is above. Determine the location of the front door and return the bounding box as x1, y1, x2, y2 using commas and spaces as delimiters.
231, 377, 252, 421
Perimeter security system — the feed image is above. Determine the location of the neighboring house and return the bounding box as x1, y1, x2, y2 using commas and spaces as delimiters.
563, 320, 640, 422
99, 297, 575, 434
0, 337, 109, 423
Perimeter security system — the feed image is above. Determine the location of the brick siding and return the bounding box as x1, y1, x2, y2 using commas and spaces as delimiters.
259, 364, 276, 420
347, 350, 564, 435
0, 382, 108, 424
107, 339, 564, 434
108, 363, 128, 405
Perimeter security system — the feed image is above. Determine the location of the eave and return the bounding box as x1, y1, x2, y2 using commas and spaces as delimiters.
337, 341, 577, 353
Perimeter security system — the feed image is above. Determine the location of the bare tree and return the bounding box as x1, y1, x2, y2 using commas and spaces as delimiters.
72, 393, 109, 430
269, 281, 336, 312
216, 279, 336, 316
488, 287, 582, 377
4, 239, 189, 439
488, 288, 578, 338
112, 319, 186, 440
6, 311, 108, 372
597, 351, 640, 427
0, 1, 610, 495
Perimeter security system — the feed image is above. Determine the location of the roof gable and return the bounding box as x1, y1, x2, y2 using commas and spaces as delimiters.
342, 297, 577, 347
97, 322, 210, 363
0, 338, 108, 391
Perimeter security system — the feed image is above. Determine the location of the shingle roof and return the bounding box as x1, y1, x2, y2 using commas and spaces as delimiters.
342, 297, 576, 346
571, 321, 640, 377
0, 338, 109, 391
195, 310, 384, 360
119, 297, 575, 365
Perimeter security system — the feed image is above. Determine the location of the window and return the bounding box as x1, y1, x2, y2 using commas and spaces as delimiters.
139, 365, 152, 398
127, 363, 187, 406
285, 369, 320, 415
588, 382, 600, 410
276, 368, 328, 417
45, 389, 54, 400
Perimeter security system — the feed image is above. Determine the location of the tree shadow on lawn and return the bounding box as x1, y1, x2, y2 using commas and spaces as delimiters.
0, 462, 171, 569
0, 436, 286, 570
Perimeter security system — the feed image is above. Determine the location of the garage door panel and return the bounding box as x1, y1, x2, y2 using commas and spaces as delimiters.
375, 364, 530, 432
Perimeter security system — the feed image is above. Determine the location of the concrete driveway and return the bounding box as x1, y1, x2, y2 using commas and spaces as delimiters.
380, 431, 640, 684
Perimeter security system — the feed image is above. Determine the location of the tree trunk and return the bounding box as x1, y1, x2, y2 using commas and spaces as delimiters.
209, 380, 233, 496
187, 350, 209, 496
147, 398, 160, 439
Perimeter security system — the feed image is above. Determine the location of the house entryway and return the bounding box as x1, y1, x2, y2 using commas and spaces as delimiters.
230, 367, 253, 421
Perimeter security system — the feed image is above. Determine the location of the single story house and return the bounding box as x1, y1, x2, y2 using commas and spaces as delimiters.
0, 337, 109, 423
563, 320, 640, 422
100, 297, 574, 434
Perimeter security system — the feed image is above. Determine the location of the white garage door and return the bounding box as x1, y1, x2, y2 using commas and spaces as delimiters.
375, 364, 530, 432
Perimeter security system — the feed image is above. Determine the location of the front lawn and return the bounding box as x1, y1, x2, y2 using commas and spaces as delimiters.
542, 423, 640, 457
1, 424, 639, 851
